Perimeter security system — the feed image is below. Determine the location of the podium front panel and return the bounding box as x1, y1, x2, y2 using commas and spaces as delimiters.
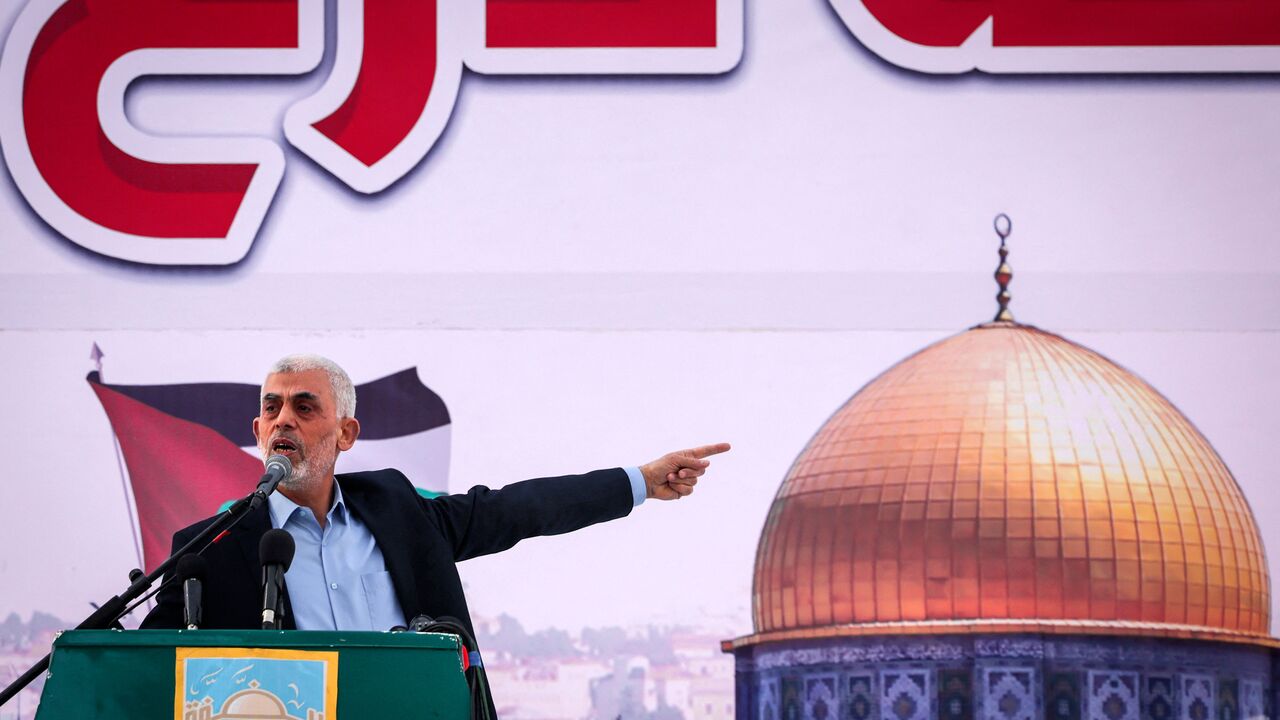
36, 629, 470, 720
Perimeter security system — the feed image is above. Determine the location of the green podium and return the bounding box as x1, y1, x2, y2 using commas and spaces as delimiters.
35, 630, 471, 719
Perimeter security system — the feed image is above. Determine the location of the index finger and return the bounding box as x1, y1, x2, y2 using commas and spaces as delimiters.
686, 442, 732, 459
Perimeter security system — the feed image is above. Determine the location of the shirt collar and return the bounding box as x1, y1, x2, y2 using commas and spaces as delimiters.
267, 478, 349, 529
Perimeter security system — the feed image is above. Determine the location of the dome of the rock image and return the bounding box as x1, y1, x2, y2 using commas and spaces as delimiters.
725, 221, 1276, 720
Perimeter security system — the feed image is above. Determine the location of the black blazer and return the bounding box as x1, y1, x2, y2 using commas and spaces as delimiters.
139, 466, 634, 640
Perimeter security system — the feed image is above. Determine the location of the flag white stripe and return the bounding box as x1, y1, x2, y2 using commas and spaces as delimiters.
239, 424, 452, 494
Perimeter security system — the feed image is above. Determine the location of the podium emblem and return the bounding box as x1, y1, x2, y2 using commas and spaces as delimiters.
174, 647, 339, 720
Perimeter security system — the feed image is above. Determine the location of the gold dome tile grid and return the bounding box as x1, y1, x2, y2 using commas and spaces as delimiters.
753, 324, 1269, 638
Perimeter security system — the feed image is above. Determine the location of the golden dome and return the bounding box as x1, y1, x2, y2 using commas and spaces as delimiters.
218, 683, 289, 719
750, 322, 1270, 644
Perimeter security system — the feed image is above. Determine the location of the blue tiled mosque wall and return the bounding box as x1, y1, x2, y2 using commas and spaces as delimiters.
732, 635, 1272, 720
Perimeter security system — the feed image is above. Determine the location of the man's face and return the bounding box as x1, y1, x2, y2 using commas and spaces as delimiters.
253, 369, 358, 493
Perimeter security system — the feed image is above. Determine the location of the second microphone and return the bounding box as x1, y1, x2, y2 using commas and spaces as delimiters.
260, 529, 295, 630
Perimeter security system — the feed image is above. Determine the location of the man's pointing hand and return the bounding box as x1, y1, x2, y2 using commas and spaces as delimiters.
640, 443, 732, 501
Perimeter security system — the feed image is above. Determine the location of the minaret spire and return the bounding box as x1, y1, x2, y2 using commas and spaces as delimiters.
993, 213, 1013, 322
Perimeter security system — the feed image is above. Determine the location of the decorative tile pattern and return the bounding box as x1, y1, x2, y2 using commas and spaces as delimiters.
760, 678, 780, 720
805, 675, 838, 720
975, 640, 1046, 660
938, 669, 972, 720
1088, 671, 1139, 720
1221, 680, 1240, 720
1045, 641, 1268, 673
756, 642, 967, 670
783, 676, 804, 720
881, 670, 931, 720
1240, 679, 1264, 720
754, 637, 1268, 674
1047, 672, 1082, 720
1181, 675, 1215, 720
982, 667, 1034, 720
1146, 676, 1175, 720
848, 674, 876, 720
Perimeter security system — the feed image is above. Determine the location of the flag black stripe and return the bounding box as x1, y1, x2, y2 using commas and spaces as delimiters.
87, 368, 449, 447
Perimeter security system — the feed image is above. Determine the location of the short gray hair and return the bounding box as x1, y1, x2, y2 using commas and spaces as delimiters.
264, 354, 357, 419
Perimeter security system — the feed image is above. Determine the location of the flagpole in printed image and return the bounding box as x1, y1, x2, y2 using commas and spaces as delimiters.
91, 344, 147, 584
86, 357, 452, 574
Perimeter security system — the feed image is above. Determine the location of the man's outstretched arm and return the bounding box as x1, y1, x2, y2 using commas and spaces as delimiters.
422, 443, 732, 561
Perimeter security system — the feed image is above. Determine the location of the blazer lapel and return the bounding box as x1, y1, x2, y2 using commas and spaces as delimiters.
229, 502, 296, 630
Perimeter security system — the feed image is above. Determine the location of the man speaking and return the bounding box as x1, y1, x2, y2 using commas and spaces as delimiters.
141, 354, 730, 641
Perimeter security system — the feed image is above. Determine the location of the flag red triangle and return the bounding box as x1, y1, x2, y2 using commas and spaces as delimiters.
90, 381, 261, 571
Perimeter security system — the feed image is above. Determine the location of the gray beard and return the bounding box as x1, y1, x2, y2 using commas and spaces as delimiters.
279, 455, 330, 493
261, 443, 337, 495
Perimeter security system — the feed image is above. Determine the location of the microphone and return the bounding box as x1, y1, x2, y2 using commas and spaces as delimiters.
177, 554, 208, 630
259, 529, 295, 630
249, 455, 292, 509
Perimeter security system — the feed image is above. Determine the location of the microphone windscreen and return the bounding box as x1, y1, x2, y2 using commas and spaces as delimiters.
177, 553, 208, 582
259, 529, 296, 571
265, 454, 292, 478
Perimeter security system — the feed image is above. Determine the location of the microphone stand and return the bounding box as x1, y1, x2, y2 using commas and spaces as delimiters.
0, 486, 273, 708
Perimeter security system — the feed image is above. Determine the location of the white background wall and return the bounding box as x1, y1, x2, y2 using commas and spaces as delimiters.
1, 0, 1278, 637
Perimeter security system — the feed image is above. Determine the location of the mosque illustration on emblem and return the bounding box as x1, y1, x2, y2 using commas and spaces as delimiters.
177, 651, 335, 720
182, 680, 324, 720
725, 216, 1275, 720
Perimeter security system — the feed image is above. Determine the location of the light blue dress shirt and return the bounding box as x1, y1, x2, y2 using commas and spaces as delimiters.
268, 468, 647, 631
623, 466, 647, 506
268, 482, 407, 631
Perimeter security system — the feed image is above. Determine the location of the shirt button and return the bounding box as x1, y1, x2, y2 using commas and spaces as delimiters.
330, 583, 338, 590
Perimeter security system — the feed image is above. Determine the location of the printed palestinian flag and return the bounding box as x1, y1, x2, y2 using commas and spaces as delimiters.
87, 368, 450, 571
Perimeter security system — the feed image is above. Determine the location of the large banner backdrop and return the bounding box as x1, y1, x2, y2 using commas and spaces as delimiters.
1, 1, 1278, 719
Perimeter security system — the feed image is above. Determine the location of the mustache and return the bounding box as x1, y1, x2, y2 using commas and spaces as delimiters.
264, 434, 303, 450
